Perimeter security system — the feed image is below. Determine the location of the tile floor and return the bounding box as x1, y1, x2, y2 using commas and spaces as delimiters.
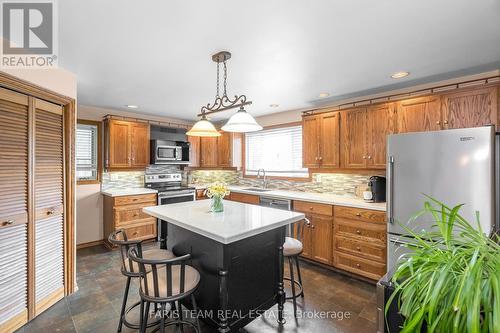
15, 244, 377, 333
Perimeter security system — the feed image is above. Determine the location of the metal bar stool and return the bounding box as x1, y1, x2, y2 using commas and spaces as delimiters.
283, 217, 310, 317
128, 247, 202, 333
108, 229, 176, 332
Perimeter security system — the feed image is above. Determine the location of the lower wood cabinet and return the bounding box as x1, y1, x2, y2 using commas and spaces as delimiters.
103, 193, 157, 247
293, 201, 333, 266
333, 206, 386, 280
226, 192, 260, 205
291, 200, 386, 281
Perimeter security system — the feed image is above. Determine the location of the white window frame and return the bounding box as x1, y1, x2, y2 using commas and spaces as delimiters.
244, 124, 309, 179
76, 120, 101, 184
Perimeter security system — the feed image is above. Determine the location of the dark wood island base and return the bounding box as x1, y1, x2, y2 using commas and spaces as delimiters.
161, 221, 287, 332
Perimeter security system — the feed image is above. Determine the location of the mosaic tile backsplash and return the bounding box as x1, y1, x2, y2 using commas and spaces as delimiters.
189, 170, 382, 196
103, 168, 382, 197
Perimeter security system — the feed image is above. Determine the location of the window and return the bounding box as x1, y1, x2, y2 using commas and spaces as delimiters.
245, 125, 308, 178
76, 120, 101, 184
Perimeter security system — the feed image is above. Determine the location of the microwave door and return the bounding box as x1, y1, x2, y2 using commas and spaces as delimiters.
157, 146, 177, 160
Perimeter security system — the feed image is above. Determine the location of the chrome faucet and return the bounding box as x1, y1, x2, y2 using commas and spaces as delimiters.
257, 168, 267, 189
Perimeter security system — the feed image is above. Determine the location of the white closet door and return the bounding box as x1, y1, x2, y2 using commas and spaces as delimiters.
34, 100, 65, 314
0, 88, 29, 331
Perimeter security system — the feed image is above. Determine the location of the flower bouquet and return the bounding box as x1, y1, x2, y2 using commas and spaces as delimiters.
205, 182, 230, 212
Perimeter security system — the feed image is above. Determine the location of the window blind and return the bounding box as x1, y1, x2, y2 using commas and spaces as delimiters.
76, 123, 98, 181
245, 125, 308, 177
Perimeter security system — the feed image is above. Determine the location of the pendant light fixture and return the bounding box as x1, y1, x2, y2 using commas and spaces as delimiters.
187, 51, 262, 136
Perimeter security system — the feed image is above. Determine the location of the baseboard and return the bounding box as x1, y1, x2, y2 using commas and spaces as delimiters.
76, 239, 104, 250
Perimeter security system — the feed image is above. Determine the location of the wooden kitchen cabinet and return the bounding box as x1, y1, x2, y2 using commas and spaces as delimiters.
293, 200, 333, 265
188, 135, 200, 167
198, 131, 242, 169
366, 103, 396, 168
302, 111, 340, 168
333, 206, 386, 280
227, 192, 260, 205
103, 193, 157, 248
200, 136, 218, 167
341, 108, 368, 168
441, 86, 498, 130
396, 96, 441, 133
105, 119, 150, 170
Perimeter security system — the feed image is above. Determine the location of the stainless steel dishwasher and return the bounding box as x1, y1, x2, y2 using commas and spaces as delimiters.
259, 196, 292, 210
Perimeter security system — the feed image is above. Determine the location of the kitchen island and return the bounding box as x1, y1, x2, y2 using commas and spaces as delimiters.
143, 200, 305, 332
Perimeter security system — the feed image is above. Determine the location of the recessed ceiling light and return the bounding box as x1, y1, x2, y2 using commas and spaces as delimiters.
126, 105, 138, 109
318, 92, 330, 98
391, 71, 410, 79
269, 104, 279, 108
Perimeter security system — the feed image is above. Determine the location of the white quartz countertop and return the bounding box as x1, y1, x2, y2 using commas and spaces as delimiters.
192, 185, 386, 212
101, 188, 158, 197
143, 200, 305, 244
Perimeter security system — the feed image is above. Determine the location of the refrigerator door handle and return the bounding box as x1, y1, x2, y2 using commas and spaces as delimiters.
387, 155, 394, 224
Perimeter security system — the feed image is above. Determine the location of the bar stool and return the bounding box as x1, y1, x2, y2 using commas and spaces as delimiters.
128, 248, 202, 333
283, 217, 310, 317
108, 229, 176, 332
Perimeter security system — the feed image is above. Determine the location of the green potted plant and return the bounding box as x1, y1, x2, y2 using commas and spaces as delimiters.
387, 197, 499, 333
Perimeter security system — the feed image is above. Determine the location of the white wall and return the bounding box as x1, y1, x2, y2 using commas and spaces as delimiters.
3, 68, 77, 99
76, 104, 192, 245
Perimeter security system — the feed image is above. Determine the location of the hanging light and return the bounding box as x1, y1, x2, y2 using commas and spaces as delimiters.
221, 106, 263, 132
187, 51, 262, 136
186, 114, 221, 137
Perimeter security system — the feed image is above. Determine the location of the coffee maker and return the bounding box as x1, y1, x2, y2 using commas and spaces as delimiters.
368, 176, 386, 203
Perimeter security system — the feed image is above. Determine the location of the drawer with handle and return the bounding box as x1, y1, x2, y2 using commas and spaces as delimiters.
293, 200, 333, 216
114, 193, 157, 206
335, 218, 386, 244
114, 206, 156, 226
335, 235, 385, 263
334, 206, 385, 224
334, 252, 386, 280
122, 222, 157, 241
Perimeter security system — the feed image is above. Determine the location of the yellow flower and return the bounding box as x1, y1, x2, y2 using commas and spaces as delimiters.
205, 182, 230, 198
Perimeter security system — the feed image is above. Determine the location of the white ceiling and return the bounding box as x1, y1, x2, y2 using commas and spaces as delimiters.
59, 0, 500, 121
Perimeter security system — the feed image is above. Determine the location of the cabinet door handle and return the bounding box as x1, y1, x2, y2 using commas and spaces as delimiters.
47, 208, 55, 215
311, 225, 315, 229
315, 157, 318, 161
356, 246, 361, 251
318, 156, 323, 161
309, 207, 314, 210
356, 213, 361, 217
367, 156, 371, 159
444, 120, 448, 125
356, 263, 361, 268
356, 229, 361, 234
2, 220, 14, 226
362, 155, 367, 159
436, 121, 441, 125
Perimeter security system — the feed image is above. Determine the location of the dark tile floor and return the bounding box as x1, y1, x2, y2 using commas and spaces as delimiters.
15, 244, 377, 333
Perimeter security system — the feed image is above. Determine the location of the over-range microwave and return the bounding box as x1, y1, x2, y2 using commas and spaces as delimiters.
150, 140, 190, 164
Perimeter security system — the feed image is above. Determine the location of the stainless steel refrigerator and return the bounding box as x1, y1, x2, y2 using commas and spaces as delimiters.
386, 125, 498, 271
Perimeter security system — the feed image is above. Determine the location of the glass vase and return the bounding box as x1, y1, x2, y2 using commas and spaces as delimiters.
211, 195, 224, 212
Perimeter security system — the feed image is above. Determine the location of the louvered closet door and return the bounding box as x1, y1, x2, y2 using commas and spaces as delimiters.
34, 99, 64, 314
0, 88, 29, 331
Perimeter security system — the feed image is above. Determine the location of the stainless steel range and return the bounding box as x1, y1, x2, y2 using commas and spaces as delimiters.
144, 173, 195, 242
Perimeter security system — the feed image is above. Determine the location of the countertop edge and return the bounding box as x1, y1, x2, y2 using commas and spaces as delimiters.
143, 206, 305, 244
193, 185, 386, 212
101, 188, 158, 197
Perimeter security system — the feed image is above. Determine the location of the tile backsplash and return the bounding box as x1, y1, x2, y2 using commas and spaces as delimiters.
189, 170, 382, 196
103, 168, 382, 197
102, 171, 145, 190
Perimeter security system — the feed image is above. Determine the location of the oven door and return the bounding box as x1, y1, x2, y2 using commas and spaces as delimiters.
156, 145, 182, 162
157, 190, 196, 243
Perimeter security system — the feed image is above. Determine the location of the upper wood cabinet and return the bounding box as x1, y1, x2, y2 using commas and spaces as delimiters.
366, 103, 396, 168
441, 87, 498, 130
105, 119, 150, 170
396, 96, 441, 133
341, 108, 368, 168
187, 136, 200, 167
198, 131, 242, 169
200, 136, 218, 167
302, 111, 340, 168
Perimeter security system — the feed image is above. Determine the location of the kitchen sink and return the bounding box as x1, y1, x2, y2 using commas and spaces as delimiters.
242, 188, 272, 192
